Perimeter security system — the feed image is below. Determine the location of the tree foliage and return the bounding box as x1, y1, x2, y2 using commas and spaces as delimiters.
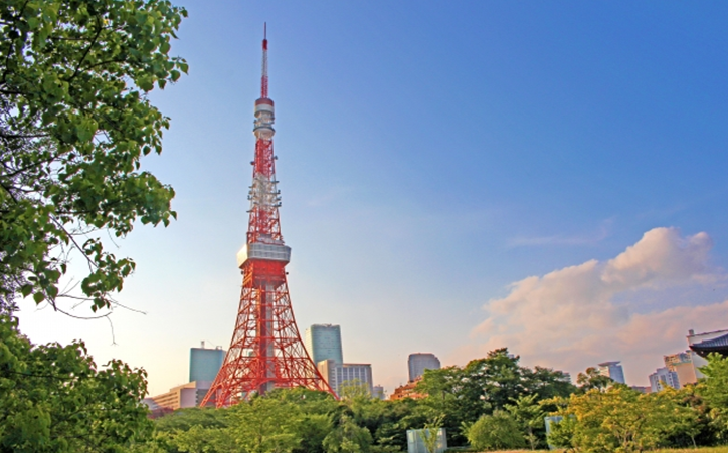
465, 410, 526, 451
0, 0, 187, 311
550, 386, 698, 453
505, 394, 546, 450
415, 348, 574, 446
576, 367, 614, 392
142, 350, 728, 453
698, 353, 728, 436
0, 315, 152, 452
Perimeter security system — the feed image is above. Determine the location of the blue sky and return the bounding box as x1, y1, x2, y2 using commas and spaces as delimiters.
18, 2, 728, 394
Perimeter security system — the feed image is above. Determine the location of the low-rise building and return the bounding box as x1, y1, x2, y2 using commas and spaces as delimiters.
389, 378, 425, 401
145, 380, 213, 411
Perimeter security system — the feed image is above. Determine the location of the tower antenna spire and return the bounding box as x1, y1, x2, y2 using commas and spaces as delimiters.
261, 23, 268, 98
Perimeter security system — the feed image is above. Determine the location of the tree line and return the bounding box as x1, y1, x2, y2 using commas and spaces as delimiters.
6, 312, 726, 453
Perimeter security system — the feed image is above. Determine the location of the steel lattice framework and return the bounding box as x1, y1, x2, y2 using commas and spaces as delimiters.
200, 27, 334, 407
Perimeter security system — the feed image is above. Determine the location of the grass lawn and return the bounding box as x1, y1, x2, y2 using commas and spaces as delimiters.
463, 448, 728, 453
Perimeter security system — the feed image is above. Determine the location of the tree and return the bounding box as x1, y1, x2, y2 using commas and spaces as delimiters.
227, 396, 302, 453
556, 386, 689, 452
153, 407, 230, 433
323, 414, 373, 453
576, 367, 614, 392
416, 348, 574, 446
505, 394, 546, 450
465, 410, 526, 451
0, 0, 187, 311
698, 353, 728, 434
339, 378, 371, 401
418, 414, 445, 453
0, 315, 152, 452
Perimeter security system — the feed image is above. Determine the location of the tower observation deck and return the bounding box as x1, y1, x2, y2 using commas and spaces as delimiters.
201, 26, 335, 407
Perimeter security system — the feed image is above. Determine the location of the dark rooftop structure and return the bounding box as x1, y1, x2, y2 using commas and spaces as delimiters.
689, 332, 728, 358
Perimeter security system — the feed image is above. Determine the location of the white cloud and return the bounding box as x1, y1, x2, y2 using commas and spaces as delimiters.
468, 227, 728, 385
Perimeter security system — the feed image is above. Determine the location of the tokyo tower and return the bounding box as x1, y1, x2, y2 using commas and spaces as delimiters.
201, 26, 335, 407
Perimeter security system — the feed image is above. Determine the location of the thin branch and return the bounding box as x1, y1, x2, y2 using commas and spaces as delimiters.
65, 16, 104, 82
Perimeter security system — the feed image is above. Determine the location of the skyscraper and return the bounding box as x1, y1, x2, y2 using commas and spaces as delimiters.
189, 345, 225, 383
306, 324, 343, 365
597, 361, 625, 384
408, 353, 441, 382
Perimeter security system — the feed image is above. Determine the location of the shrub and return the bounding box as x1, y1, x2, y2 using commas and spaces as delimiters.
465, 410, 526, 451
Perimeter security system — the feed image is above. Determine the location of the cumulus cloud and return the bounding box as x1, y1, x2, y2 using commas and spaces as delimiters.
469, 227, 728, 385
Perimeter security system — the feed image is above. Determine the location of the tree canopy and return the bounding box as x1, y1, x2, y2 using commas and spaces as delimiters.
0, 0, 187, 312
0, 315, 152, 452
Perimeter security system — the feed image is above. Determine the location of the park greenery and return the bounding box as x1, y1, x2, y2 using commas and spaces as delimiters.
2, 1, 728, 453
127, 351, 728, 453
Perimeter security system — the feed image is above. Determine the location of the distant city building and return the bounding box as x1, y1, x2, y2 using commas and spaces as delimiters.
317, 359, 372, 397
649, 367, 680, 393
598, 361, 625, 384
145, 380, 213, 411
408, 353, 441, 382
306, 324, 344, 365
189, 343, 225, 383
629, 386, 651, 394
372, 385, 385, 400
664, 351, 697, 388
390, 378, 425, 401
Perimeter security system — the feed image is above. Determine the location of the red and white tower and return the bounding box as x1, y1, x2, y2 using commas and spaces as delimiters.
201, 27, 334, 407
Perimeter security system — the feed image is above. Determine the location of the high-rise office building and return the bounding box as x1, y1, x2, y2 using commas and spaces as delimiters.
189, 345, 225, 383
664, 351, 697, 388
305, 324, 343, 365
649, 367, 680, 393
597, 361, 625, 384
408, 353, 441, 382
317, 359, 373, 397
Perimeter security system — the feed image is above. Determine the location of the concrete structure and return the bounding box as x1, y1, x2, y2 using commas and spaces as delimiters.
146, 381, 213, 410
306, 324, 344, 365
408, 353, 441, 382
189, 344, 225, 383
598, 361, 625, 384
664, 351, 698, 388
317, 359, 373, 397
649, 367, 680, 393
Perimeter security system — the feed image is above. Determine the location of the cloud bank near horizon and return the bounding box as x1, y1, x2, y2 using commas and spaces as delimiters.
469, 227, 728, 385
